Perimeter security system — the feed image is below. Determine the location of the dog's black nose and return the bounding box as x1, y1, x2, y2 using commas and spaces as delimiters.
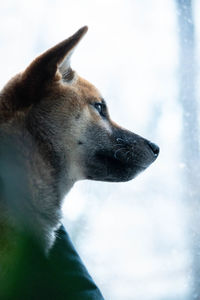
148, 141, 159, 156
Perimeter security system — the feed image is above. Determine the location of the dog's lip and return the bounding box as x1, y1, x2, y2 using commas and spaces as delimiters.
112, 151, 158, 169
96, 150, 152, 170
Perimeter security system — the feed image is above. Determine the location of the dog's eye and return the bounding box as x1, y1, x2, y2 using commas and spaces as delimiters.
94, 102, 107, 117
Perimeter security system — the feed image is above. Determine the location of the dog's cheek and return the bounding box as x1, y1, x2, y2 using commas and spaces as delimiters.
61, 115, 91, 181
77, 123, 111, 179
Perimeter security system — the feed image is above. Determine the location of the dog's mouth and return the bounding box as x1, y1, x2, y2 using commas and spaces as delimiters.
85, 146, 155, 182
97, 150, 146, 182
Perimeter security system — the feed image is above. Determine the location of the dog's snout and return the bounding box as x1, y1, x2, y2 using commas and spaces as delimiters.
147, 141, 159, 157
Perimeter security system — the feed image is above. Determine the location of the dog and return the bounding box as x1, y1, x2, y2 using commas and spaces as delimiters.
0, 26, 159, 257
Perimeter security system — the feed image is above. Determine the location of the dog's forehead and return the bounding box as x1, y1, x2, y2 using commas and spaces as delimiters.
76, 77, 102, 103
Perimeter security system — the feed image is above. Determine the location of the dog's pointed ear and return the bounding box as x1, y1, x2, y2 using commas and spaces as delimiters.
20, 26, 88, 106
24, 26, 88, 81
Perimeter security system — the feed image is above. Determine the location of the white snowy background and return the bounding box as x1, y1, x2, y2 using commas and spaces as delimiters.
0, 1, 199, 299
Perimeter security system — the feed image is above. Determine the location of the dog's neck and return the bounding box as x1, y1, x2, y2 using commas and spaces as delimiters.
0, 123, 73, 252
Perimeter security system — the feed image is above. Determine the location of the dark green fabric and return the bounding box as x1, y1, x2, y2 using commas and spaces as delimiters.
49, 225, 104, 300
0, 225, 104, 300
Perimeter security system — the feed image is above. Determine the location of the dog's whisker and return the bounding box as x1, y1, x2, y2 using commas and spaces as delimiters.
116, 138, 125, 143
114, 148, 127, 159
125, 150, 131, 158
125, 151, 132, 162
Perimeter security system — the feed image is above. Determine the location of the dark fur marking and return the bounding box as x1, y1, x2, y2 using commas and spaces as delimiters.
76, 113, 80, 120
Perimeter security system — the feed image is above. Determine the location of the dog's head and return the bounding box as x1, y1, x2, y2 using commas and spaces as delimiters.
1, 27, 159, 187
